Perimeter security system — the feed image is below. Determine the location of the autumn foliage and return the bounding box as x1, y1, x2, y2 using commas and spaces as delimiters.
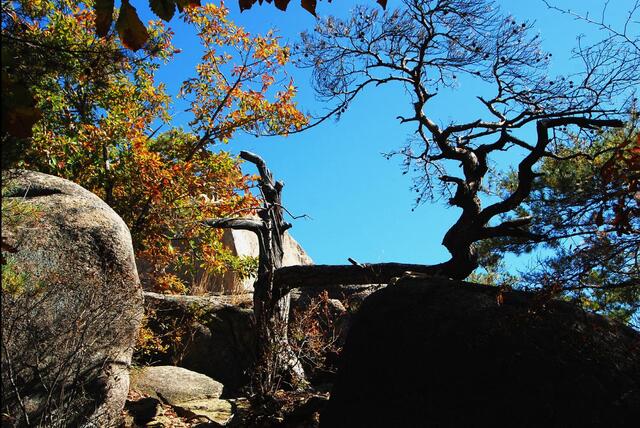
600, 131, 640, 235
4, 0, 307, 293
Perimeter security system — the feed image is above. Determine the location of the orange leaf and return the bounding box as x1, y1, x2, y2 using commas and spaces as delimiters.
176, 0, 201, 13
116, 0, 149, 51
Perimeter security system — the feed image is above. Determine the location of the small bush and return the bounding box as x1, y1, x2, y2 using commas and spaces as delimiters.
289, 291, 348, 384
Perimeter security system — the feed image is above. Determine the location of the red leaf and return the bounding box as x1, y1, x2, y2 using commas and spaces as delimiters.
116, 0, 149, 51
377, 0, 388, 9
301, 0, 317, 16
94, 0, 114, 37
600, 157, 615, 183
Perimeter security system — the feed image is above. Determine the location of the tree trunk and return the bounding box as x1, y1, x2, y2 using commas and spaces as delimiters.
204, 151, 305, 395
271, 259, 473, 293
252, 207, 305, 394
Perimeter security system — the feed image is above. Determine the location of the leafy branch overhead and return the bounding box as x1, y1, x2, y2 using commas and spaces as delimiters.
95, 0, 200, 50
94, 0, 388, 51
5, 0, 306, 294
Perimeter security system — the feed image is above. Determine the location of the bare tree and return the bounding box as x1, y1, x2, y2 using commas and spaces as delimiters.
285, 0, 638, 283
204, 151, 305, 394
205, 0, 639, 392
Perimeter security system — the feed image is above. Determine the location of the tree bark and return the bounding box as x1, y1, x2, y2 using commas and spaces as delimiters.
273, 262, 452, 292
204, 151, 304, 394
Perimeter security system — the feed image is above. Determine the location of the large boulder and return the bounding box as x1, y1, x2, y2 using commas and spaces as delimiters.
321, 278, 640, 428
196, 228, 313, 295
137, 226, 313, 295
1, 170, 143, 427
139, 292, 257, 393
130, 366, 224, 403
137, 285, 381, 392
129, 366, 233, 425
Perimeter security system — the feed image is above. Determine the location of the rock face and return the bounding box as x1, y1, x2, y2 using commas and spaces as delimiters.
140, 292, 257, 393
205, 228, 313, 294
1, 170, 143, 427
321, 278, 640, 428
137, 227, 312, 295
138, 285, 382, 392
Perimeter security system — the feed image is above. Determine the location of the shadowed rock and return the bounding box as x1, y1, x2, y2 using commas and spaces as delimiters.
139, 292, 257, 393
321, 278, 640, 428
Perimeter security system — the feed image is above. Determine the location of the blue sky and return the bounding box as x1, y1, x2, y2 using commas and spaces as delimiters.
143, 1, 634, 268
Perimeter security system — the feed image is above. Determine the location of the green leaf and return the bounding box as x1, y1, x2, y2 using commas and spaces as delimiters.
116, 0, 149, 51
149, 0, 176, 22
300, 0, 316, 17
95, 0, 114, 37
274, 0, 290, 11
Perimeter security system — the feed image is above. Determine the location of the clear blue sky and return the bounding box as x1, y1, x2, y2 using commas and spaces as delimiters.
142, 1, 634, 267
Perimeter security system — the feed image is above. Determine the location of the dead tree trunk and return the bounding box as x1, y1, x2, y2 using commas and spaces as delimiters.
204, 151, 305, 395
273, 262, 449, 291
